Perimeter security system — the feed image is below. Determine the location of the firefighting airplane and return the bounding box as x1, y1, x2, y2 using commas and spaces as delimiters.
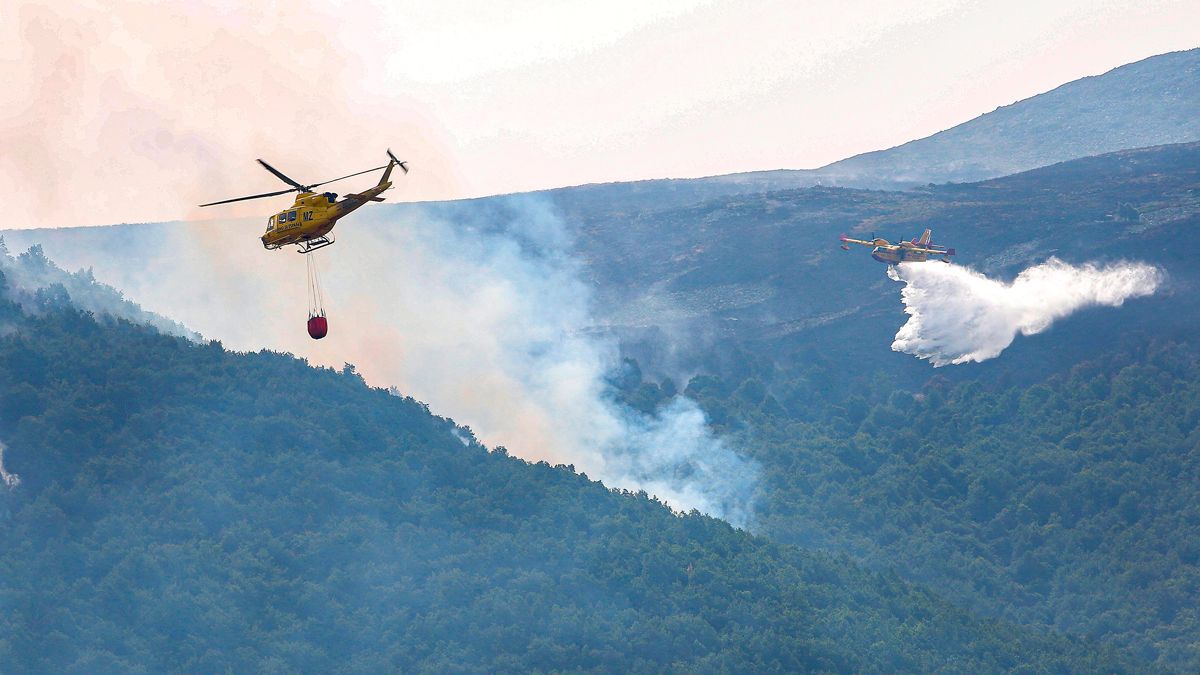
839, 229, 955, 264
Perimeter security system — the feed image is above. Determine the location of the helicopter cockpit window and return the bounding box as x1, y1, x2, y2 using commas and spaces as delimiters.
267, 215, 275, 231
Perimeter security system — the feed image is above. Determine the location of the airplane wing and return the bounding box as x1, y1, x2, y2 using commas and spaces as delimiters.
910, 246, 956, 256
839, 234, 877, 247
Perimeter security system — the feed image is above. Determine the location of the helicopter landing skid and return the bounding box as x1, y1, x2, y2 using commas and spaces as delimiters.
296, 236, 334, 254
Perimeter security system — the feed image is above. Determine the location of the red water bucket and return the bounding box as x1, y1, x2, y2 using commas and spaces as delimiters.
307, 315, 328, 340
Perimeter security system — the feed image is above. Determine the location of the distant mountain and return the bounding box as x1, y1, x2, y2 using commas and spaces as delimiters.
555, 47, 1200, 195
810, 48, 1200, 188
551, 140, 1200, 377
0, 258, 1129, 672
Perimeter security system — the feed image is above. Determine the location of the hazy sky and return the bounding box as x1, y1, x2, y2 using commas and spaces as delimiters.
2, 0, 1198, 229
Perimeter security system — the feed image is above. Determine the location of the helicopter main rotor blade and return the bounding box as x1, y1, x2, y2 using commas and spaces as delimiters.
198, 187, 296, 208
257, 159, 309, 191
308, 163, 390, 189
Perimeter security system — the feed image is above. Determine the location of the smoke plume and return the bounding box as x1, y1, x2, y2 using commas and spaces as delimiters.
342, 199, 760, 526
6, 200, 759, 526
888, 258, 1162, 366
0, 240, 195, 339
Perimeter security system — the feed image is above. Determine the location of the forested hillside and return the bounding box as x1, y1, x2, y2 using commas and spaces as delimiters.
0, 261, 1131, 672
612, 338, 1200, 669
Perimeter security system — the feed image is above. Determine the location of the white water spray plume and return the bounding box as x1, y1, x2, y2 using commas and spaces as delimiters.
889, 258, 1163, 366
0, 442, 19, 489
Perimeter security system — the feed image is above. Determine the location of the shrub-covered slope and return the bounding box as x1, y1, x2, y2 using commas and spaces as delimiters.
633, 340, 1200, 669
0, 268, 1131, 672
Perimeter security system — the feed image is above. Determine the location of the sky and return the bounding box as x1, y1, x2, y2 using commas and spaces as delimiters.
2, 0, 1198, 230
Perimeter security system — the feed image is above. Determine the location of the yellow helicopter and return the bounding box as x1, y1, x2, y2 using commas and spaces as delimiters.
200, 150, 408, 253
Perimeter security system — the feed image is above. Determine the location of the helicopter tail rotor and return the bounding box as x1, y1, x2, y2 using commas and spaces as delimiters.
387, 148, 409, 174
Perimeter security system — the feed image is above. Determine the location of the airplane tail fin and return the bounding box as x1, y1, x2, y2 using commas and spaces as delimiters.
918, 228, 932, 246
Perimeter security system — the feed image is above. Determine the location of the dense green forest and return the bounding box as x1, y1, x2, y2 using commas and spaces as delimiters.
609, 338, 1200, 669
0, 265, 1135, 672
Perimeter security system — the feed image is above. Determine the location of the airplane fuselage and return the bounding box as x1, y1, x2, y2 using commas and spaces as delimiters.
871, 246, 938, 264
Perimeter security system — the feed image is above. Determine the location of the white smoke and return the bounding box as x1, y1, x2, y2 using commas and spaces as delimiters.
0, 240, 196, 339
889, 258, 1163, 366
5, 199, 759, 527
341, 199, 759, 526
611, 397, 758, 526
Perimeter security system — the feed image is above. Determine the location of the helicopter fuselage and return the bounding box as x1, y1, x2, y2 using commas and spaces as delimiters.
261, 178, 392, 250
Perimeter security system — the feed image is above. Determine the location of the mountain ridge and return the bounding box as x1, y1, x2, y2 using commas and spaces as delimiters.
807, 47, 1200, 187
526, 47, 1200, 197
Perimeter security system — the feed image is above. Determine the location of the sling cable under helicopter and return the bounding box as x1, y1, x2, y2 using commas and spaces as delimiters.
306, 249, 328, 339
199, 149, 409, 340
